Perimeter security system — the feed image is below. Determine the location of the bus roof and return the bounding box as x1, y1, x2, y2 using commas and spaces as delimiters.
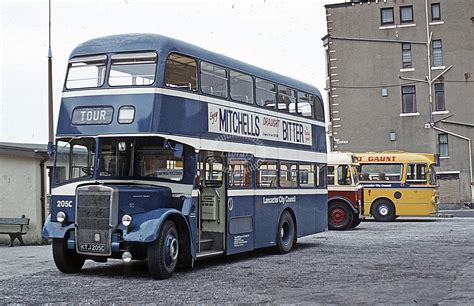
328, 152, 358, 165
355, 152, 438, 164
70, 33, 321, 96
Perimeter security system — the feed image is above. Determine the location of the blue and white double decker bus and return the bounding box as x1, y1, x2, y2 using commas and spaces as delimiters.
43, 34, 328, 279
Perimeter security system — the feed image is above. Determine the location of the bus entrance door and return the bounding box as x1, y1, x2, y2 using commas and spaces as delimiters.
198, 153, 226, 257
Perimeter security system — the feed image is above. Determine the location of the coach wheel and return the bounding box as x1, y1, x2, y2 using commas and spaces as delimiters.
328, 202, 354, 230
148, 220, 179, 279
52, 237, 85, 273
276, 210, 296, 254
372, 200, 396, 222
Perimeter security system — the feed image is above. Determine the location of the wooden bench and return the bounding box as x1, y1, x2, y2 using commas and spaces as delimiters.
0, 215, 30, 247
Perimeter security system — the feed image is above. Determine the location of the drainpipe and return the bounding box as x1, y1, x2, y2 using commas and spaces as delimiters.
425, 0, 434, 124
431, 125, 474, 204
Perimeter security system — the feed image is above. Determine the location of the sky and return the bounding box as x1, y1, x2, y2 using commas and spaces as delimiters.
0, 0, 342, 144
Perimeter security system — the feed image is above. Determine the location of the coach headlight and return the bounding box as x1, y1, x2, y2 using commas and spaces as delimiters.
121, 214, 132, 227
56, 211, 67, 223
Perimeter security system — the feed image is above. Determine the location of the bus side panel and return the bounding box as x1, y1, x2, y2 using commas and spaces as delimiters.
296, 194, 328, 236
226, 195, 255, 255
253, 195, 282, 249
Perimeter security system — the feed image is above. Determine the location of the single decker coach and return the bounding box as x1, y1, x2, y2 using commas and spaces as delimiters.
42, 34, 328, 279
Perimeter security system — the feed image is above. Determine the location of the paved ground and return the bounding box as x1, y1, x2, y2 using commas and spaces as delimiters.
1, 217, 473, 304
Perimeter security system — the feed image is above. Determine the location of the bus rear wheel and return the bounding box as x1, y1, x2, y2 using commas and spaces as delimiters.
328, 202, 353, 230
276, 211, 296, 254
148, 220, 179, 279
371, 200, 396, 222
52, 237, 85, 273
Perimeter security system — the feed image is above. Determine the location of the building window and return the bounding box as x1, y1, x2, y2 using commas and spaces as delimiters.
400, 6, 414, 23
402, 43, 412, 68
434, 83, 445, 111
401, 85, 416, 113
381, 8, 394, 25
431, 3, 441, 21
438, 134, 449, 157
432, 40, 443, 67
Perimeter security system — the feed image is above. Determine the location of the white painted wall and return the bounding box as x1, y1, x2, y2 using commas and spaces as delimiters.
0, 155, 44, 245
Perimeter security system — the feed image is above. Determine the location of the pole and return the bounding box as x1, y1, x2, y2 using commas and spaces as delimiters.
47, 0, 54, 154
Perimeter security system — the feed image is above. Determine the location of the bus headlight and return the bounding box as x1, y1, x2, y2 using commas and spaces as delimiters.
121, 214, 132, 227
56, 211, 67, 223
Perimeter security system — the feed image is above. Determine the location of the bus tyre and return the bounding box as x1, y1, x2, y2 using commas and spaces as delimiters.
148, 220, 179, 279
350, 216, 362, 228
328, 202, 353, 230
52, 238, 85, 273
276, 211, 296, 254
372, 200, 396, 222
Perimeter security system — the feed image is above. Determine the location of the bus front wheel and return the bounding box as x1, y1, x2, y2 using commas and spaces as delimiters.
52, 238, 85, 273
371, 200, 396, 222
148, 220, 179, 279
276, 210, 296, 254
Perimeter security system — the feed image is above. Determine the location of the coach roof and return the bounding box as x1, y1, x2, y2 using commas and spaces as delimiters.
70, 33, 321, 95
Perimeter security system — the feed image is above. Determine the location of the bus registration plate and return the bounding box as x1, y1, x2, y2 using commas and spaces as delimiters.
79, 243, 107, 253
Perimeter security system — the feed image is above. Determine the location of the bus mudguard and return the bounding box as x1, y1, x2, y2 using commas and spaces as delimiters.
42, 214, 75, 239
121, 208, 194, 252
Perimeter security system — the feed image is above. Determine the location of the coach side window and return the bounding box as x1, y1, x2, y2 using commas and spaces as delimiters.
280, 162, 298, 188
313, 95, 325, 122
278, 85, 297, 113
165, 53, 198, 91
256, 78, 277, 109
257, 161, 278, 188
228, 159, 252, 188
230, 71, 254, 104
297, 92, 314, 118
327, 166, 335, 186
299, 163, 316, 187
318, 165, 327, 188
201, 62, 228, 98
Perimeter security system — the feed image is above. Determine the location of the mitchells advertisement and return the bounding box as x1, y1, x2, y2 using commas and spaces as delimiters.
208, 104, 312, 146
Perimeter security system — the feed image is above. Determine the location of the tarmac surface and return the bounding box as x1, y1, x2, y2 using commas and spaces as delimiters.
1, 217, 473, 304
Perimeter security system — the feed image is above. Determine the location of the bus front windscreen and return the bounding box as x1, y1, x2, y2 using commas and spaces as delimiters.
99, 137, 184, 182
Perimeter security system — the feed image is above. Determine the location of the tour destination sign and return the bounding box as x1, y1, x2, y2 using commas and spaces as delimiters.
72, 106, 114, 125
208, 104, 312, 146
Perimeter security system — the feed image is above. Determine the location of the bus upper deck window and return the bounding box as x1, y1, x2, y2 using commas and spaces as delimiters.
230, 71, 254, 104
165, 53, 198, 91
312, 95, 325, 122
109, 52, 157, 86
66, 55, 107, 89
255, 78, 276, 109
277, 85, 296, 113
297, 92, 313, 118
200, 62, 228, 98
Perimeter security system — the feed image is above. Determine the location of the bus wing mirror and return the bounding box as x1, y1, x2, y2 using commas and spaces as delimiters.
48, 141, 56, 156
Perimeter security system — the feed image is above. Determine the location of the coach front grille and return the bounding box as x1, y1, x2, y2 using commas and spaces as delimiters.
75, 186, 113, 256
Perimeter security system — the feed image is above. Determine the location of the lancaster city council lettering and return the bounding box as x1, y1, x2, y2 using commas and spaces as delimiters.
208, 105, 312, 146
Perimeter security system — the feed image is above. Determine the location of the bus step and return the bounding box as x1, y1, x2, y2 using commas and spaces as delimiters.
196, 250, 224, 259
199, 238, 214, 251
